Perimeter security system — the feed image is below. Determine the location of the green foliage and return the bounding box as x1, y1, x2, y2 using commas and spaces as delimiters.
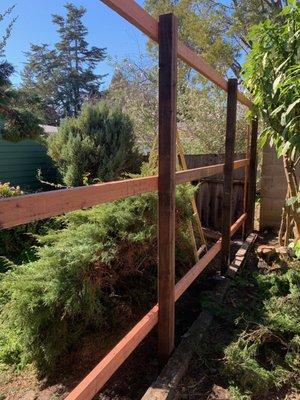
0, 5, 43, 141
145, 0, 286, 78
0, 184, 58, 273
243, 2, 300, 156
107, 57, 248, 154
223, 262, 300, 397
0, 181, 195, 372
0, 182, 22, 198
289, 240, 300, 260
47, 101, 141, 186
145, 0, 238, 77
22, 3, 107, 122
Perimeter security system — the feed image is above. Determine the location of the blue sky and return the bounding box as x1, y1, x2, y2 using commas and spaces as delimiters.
0, 0, 147, 87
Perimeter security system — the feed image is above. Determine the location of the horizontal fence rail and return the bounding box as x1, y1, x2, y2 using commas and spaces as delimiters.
0, 159, 248, 230
65, 213, 246, 400
100, 0, 252, 108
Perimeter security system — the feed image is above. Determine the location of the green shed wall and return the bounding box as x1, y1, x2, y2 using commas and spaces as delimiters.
0, 138, 57, 191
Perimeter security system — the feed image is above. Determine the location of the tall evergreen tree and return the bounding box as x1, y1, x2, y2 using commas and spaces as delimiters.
22, 3, 107, 122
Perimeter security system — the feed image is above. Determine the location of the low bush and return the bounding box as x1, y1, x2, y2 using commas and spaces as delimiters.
223, 261, 300, 398
0, 179, 195, 372
0, 182, 23, 198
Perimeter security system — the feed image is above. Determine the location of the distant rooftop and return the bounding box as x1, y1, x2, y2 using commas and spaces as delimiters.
41, 125, 58, 135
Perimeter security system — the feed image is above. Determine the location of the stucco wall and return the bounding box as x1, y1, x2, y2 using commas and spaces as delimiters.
260, 145, 300, 229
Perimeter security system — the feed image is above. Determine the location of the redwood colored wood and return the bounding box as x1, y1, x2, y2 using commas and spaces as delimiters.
65, 214, 246, 400
221, 78, 238, 274
245, 118, 258, 235
0, 176, 158, 229
158, 13, 178, 365
175, 159, 248, 184
0, 160, 249, 230
100, 0, 252, 108
175, 213, 246, 300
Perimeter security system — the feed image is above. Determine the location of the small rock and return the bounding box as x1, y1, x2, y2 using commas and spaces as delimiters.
257, 245, 277, 262
208, 384, 230, 399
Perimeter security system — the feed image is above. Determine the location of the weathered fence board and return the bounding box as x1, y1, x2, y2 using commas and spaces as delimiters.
185, 154, 246, 231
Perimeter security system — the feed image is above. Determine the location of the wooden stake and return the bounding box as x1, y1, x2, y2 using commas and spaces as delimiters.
158, 13, 178, 365
245, 118, 258, 235
221, 78, 238, 274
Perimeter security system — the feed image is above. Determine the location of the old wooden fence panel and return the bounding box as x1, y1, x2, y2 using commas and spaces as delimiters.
185, 153, 245, 232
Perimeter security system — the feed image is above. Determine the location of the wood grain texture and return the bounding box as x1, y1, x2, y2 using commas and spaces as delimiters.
100, 0, 252, 108
175, 159, 248, 184
221, 79, 238, 274
0, 160, 249, 230
158, 13, 178, 364
0, 176, 158, 229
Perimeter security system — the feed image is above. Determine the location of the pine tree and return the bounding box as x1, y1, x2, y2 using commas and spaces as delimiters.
22, 3, 107, 122
47, 101, 141, 187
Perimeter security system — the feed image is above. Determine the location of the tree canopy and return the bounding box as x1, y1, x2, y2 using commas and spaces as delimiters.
22, 3, 107, 124
0, 5, 43, 142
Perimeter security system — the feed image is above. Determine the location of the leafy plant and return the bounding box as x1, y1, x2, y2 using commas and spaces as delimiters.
0, 6, 43, 141
243, 2, 300, 245
0, 182, 22, 198
223, 261, 300, 398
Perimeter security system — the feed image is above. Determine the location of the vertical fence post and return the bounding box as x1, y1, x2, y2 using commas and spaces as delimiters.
245, 117, 258, 235
221, 78, 238, 275
158, 13, 178, 364
242, 125, 250, 240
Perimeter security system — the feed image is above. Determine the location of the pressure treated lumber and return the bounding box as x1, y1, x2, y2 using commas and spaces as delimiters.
221, 78, 238, 274
0, 160, 248, 230
64, 213, 246, 400
0, 176, 158, 229
157, 13, 178, 364
175, 158, 248, 184
175, 212, 246, 300
100, 0, 252, 108
65, 305, 159, 400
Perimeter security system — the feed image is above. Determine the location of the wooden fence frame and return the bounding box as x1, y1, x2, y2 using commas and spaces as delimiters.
0, 2, 258, 399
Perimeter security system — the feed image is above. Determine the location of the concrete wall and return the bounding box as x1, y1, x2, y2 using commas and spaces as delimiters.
260, 145, 300, 229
